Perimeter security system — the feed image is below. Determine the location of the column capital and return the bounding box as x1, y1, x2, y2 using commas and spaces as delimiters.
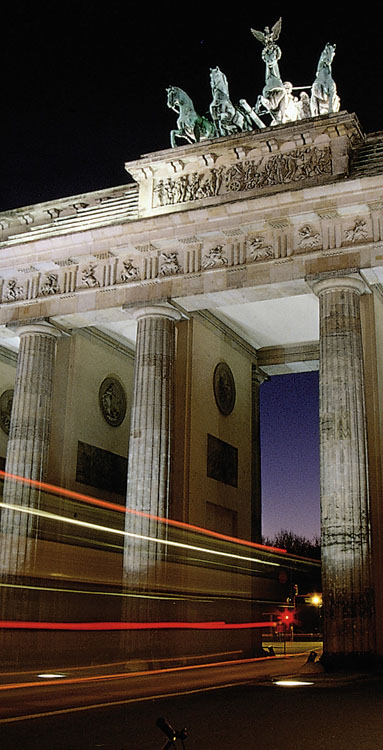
307, 271, 369, 298
7, 320, 62, 339
128, 304, 182, 323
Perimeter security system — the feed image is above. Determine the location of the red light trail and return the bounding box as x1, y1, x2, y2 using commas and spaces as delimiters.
0, 620, 276, 630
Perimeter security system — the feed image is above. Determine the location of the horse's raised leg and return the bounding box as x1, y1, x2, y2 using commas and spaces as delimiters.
170, 129, 194, 148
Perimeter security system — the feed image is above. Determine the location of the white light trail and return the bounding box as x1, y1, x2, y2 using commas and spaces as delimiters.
0, 502, 280, 568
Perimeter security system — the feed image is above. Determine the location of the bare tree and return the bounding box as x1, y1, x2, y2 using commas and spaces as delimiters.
263, 529, 321, 560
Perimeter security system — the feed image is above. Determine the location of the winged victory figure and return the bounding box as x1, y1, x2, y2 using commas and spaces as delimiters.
251, 17, 282, 51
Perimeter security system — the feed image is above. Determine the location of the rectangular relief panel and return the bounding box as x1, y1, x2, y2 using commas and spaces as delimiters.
207, 433, 238, 487
76, 441, 127, 496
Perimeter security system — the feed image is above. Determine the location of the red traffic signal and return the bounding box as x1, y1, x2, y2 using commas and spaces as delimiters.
278, 608, 295, 625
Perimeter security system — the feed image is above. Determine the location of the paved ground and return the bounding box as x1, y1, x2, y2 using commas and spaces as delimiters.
1, 664, 383, 749
1, 646, 383, 749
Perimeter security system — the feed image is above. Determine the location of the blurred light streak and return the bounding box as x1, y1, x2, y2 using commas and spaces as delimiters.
0, 581, 202, 602
0, 469, 286, 554
0, 620, 276, 630
0, 583, 285, 607
274, 680, 314, 687
0, 501, 281, 568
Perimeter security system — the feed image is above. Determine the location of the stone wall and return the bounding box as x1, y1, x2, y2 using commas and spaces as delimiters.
173, 317, 256, 540
48, 329, 133, 502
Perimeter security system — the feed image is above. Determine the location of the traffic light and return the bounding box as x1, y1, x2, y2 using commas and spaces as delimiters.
282, 609, 294, 625
276, 608, 295, 626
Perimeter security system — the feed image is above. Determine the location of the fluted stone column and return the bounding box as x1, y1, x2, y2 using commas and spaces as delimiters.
1, 322, 61, 575
313, 275, 375, 663
123, 305, 181, 588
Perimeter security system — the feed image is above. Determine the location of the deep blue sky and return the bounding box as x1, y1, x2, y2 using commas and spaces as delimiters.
1, 5, 379, 542
260, 372, 320, 541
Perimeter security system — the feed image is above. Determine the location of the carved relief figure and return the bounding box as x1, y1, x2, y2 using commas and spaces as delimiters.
249, 237, 274, 260
345, 219, 368, 243
202, 246, 228, 269
120, 260, 140, 282
298, 225, 322, 249
82, 264, 100, 287
40, 273, 60, 295
153, 168, 224, 207
99, 377, 127, 428
226, 146, 331, 193
158, 252, 180, 276
154, 146, 331, 209
5, 279, 24, 301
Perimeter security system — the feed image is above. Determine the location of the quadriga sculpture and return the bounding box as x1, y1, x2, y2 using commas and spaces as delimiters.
310, 43, 340, 116
166, 86, 216, 148
209, 67, 253, 137
166, 18, 342, 147
251, 18, 289, 125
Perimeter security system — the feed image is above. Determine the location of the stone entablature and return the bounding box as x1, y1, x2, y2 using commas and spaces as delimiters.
151, 145, 332, 209
0, 206, 382, 322
0, 184, 139, 248
0, 112, 382, 329
125, 112, 363, 217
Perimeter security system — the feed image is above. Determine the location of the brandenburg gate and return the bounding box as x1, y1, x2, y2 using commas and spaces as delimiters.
0, 19, 382, 668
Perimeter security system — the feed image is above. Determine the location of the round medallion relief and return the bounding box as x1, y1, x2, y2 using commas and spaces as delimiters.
99, 377, 127, 427
0, 389, 14, 435
213, 362, 236, 416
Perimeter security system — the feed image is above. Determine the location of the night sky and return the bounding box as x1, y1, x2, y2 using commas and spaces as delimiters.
1, 5, 380, 540
260, 373, 320, 540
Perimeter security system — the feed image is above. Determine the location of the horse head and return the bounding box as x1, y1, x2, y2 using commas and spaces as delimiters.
324, 42, 336, 60
318, 43, 336, 71
167, 86, 180, 111
210, 67, 229, 95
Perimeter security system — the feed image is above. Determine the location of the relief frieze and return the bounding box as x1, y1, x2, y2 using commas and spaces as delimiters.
154, 167, 224, 206
298, 225, 322, 249
153, 146, 332, 207
120, 259, 141, 282
344, 219, 368, 243
40, 273, 61, 296
81, 264, 100, 288
158, 252, 181, 276
248, 236, 274, 261
202, 246, 228, 269
5, 280, 24, 301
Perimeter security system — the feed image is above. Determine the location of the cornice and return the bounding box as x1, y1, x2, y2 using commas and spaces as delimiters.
192, 309, 263, 367
0, 184, 139, 249
0, 344, 17, 367
77, 327, 136, 361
